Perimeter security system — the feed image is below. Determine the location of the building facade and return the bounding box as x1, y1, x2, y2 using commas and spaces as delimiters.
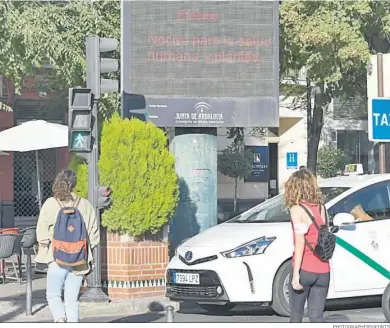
0, 75, 71, 229
216, 68, 377, 222
1, 70, 376, 227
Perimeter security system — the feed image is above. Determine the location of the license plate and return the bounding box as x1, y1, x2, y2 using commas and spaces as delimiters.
173, 272, 200, 285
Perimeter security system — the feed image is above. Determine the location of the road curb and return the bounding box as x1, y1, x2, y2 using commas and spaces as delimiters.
1, 297, 180, 322
104, 298, 180, 314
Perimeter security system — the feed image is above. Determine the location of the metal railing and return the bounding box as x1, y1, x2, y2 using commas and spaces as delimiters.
13, 149, 57, 223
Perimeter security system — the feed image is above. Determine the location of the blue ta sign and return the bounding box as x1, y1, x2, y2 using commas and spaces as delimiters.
244, 146, 269, 182
369, 98, 390, 142
286, 152, 298, 169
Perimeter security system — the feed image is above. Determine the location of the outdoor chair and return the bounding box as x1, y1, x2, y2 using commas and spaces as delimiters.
0, 234, 22, 284
19, 227, 38, 282
0, 228, 20, 235
0, 228, 21, 283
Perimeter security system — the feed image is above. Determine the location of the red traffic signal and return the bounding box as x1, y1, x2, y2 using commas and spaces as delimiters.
102, 187, 111, 197
96, 185, 112, 209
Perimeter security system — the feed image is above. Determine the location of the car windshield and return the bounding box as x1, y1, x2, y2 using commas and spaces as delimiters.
228, 187, 350, 223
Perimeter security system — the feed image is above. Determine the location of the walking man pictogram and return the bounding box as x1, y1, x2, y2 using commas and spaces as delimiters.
74, 133, 84, 148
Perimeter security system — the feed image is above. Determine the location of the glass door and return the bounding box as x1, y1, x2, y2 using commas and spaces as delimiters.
336, 130, 369, 173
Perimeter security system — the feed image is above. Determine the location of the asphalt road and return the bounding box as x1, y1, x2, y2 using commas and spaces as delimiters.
95, 298, 388, 323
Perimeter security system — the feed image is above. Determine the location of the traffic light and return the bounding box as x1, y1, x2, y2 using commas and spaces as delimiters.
68, 88, 93, 152
86, 36, 119, 99
96, 186, 112, 210
121, 92, 148, 122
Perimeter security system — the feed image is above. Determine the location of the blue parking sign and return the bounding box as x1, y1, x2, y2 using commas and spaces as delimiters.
286, 152, 298, 169
369, 98, 390, 142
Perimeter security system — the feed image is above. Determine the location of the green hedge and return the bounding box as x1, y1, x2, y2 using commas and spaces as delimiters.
72, 113, 179, 237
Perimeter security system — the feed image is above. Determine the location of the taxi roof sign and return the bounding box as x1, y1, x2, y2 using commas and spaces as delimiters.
344, 163, 364, 176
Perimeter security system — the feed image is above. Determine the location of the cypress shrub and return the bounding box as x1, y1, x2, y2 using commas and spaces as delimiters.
68, 154, 88, 199
97, 113, 179, 237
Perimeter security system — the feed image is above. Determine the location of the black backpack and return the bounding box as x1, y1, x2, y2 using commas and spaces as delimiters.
299, 204, 336, 261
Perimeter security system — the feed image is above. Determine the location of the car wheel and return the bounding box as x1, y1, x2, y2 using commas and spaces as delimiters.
272, 260, 307, 317
382, 283, 390, 323
198, 303, 235, 314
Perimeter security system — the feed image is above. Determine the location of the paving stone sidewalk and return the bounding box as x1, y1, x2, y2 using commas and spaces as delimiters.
0, 276, 175, 323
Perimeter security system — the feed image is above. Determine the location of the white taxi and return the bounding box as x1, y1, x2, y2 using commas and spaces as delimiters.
165, 173, 390, 316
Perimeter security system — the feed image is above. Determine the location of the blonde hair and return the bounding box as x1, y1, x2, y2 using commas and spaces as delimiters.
284, 168, 323, 208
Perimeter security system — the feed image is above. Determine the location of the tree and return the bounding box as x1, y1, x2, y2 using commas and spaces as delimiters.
317, 146, 347, 178
280, 1, 390, 173
218, 143, 253, 214
72, 114, 179, 237
0, 0, 120, 118
97, 113, 179, 237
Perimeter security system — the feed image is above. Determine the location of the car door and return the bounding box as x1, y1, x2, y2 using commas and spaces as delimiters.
328, 180, 390, 295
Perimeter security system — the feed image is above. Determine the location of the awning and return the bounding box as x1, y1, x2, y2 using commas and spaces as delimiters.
278, 95, 304, 135
267, 97, 304, 142
279, 106, 304, 135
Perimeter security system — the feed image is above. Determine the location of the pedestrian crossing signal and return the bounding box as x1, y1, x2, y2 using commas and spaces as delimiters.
70, 130, 91, 152
68, 88, 93, 153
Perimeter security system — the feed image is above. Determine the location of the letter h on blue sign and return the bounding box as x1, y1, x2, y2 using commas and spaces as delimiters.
286, 152, 298, 169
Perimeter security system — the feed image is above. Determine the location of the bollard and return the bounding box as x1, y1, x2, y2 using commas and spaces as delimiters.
26, 253, 32, 316
166, 305, 174, 323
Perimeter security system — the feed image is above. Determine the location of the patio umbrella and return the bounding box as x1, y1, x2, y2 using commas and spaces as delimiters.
0, 120, 68, 208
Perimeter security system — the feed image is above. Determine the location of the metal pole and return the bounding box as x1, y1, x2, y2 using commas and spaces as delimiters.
26, 253, 32, 316
87, 36, 101, 290
86, 99, 104, 292
79, 36, 108, 302
35, 151, 42, 209
120, 0, 131, 118
166, 305, 174, 323
377, 53, 386, 174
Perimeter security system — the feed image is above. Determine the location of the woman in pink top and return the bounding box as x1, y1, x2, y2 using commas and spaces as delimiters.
284, 168, 330, 323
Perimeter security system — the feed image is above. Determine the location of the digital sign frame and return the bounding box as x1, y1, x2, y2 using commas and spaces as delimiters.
121, 0, 279, 128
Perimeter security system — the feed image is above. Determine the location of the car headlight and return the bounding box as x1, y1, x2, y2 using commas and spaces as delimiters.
220, 236, 276, 258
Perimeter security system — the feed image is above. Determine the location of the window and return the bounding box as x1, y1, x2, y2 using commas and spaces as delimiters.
320, 187, 350, 204
328, 181, 390, 224
336, 130, 369, 173
228, 194, 290, 223
228, 187, 349, 224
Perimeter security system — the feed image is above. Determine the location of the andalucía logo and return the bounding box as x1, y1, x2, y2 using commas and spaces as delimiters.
194, 102, 224, 123
194, 102, 212, 113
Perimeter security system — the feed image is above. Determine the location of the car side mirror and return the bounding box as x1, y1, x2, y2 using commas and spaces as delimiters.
333, 213, 355, 227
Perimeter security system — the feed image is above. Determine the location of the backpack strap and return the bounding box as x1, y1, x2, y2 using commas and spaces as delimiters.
55, 198, 64, 209
73, 196, 81, 209
54, 197, 81, 209
298, 203, 321, 253
323, 205, 329, 227
298, 203, 321, 230
56, 196, 80, 214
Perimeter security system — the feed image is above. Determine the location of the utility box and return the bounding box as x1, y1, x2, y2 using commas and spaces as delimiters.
0, 201, 15, 228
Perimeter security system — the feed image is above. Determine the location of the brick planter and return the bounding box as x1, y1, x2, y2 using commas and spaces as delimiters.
100, 228, 169, 300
